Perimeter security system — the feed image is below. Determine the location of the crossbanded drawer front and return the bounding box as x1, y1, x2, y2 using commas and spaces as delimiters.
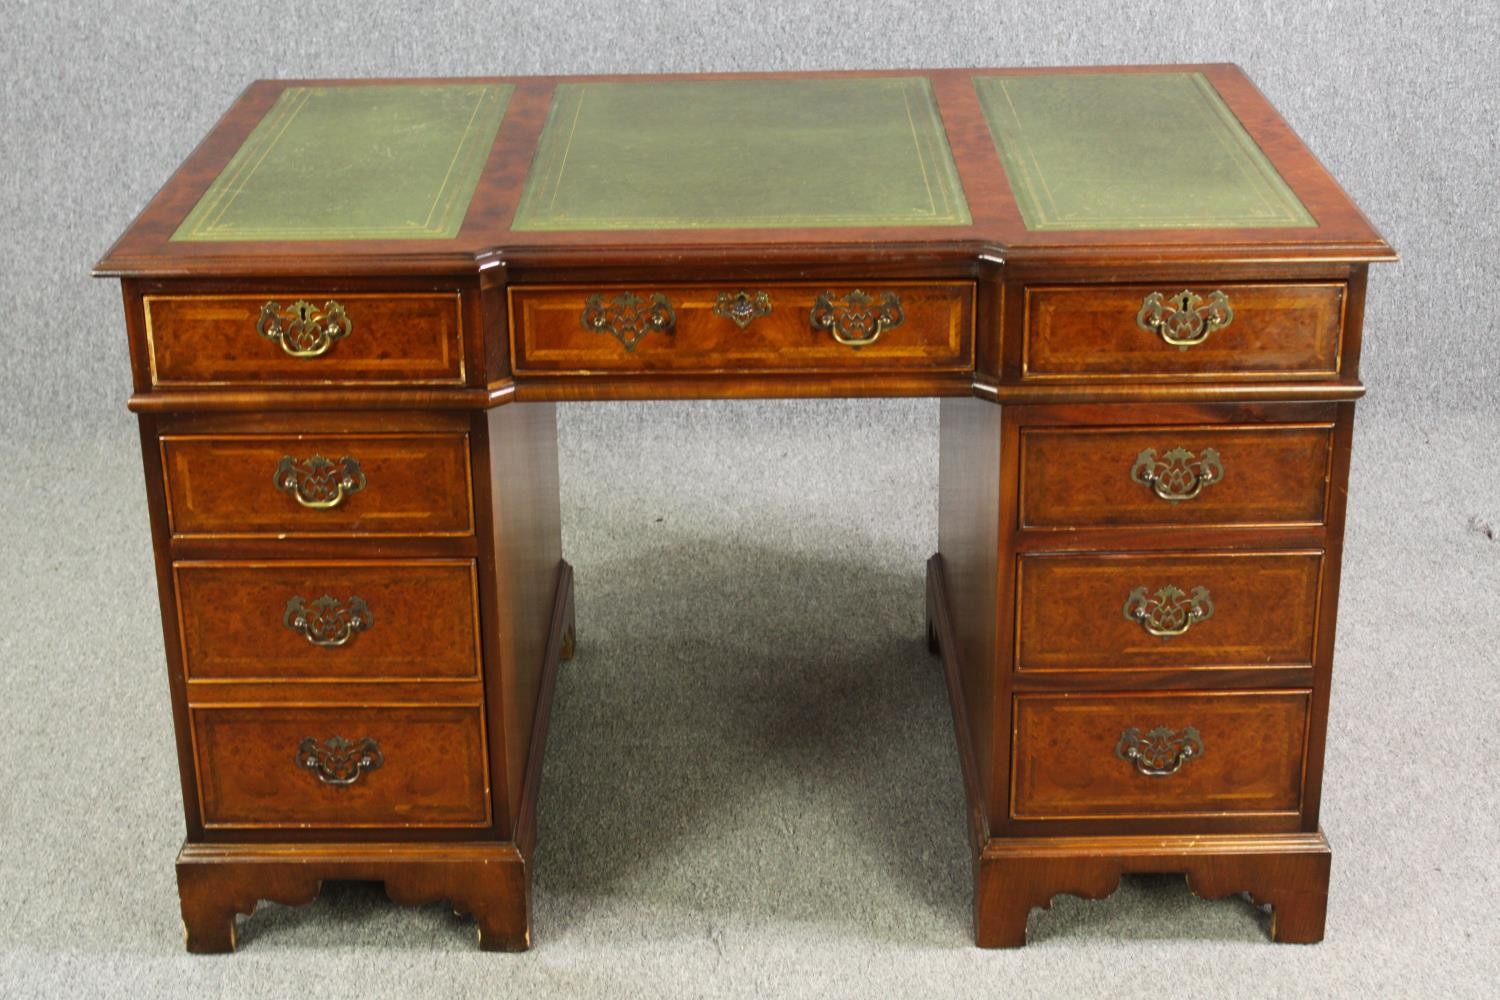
161, 432, 473, 538
509, 282, 974, 373
1010, 691, 1309, 820
1016, 550, 1323, 672
1019, 423, 1333, 529
191, 704, 490, 829
144, 292, 466, 386
1022, 282, 1345, 380
174, 561, 480, 682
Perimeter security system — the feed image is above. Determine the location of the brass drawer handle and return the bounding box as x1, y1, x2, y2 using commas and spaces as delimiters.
296, 736, 383, 786
257, 299, 352, 358
274, 454, 366, 509
713, 290, 773, 329
283, 595, 373, 647
1130, 446, 1222, 502
581, 292, 675, 351
1116, 726, 1204, 777
1135, 289, 1233, 349
811, 289, 903, 347
1124, 584, 1214, 637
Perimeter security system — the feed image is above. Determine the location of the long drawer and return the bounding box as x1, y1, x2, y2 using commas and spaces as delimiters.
1015, 550, 1324, 672
174, 560, 481, 682
144, 292, 466, 386
191, 704, 491, 829
509, 282, 974, 374
1021, 282, 1346, 380
161, 432, 474, 538
1018, 421, 1334, 529
1010, 690, 1310, 820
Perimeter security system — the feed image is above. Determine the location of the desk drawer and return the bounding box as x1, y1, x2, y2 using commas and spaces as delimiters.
1022, 282, 1345, 380
144, 292, 466, 386
1016, 550, 1323, 672
1019, 422, 1333, 529
1010, 691, 1309, 820
174, 561, 481, 682
191, 704, 490, 829
161, 432, 473, 538
510, 282, 973, 373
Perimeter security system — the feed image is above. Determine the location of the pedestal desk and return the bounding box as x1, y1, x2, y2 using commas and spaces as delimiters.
95, 65, 1393, 951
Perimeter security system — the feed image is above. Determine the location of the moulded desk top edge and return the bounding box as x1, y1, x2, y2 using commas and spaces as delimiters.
94, 65, 1395, 279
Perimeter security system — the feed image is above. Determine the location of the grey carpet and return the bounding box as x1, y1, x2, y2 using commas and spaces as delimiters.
2, 0, 1497, 997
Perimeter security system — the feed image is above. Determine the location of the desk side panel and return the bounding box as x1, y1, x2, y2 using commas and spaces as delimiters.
938, 398, 1003, 821
479, 402, 564, 834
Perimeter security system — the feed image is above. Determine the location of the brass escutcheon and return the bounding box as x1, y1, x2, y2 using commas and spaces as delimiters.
1115, 726, 1204, 777
274, 454, 366, 510
296, 735, 383, 786
1123, 584, 1214, 637
810, 289, 903, 347
712, 290, 773, 329
257, 299, 352, 358
283, 594, 373, 647
1130, 446, 1223, 502
580, 292, 675, 352
1135, 289, 1233, 349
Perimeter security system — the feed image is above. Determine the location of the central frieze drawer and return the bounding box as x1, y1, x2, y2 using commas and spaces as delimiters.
1022, 282, 1346, 380
161, 432, 474, 538
174, 560, 481, 682
509, 282, 974, 373
1010, 691, 1310, 820
1016, 550, 1324, 672
1019, 422, 1334, 529
144, 292, 466, 386
191, 704, 491, 829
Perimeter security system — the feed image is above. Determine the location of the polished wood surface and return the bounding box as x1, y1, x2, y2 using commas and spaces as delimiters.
177, 841, 535, 953
973, 831, 1331, 948
161, 432, 475, 537
477, 401, 565, 830
174, 560, 481, 681
929, 393, 1355, 941
510, 282, 973, 374
174, 565, 574, 952
1009, 690, 1310, 819
1022, 282, 1345, 380
1015, 550, 1323, 672
190, 704, 491, 828
95, 65, 1390, 952
144, 292, 466, 386
1018, 420, 1334, 529
935, 400, 1005, 826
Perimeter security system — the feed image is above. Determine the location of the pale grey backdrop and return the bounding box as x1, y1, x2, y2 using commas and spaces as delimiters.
1, 2, 1496, 998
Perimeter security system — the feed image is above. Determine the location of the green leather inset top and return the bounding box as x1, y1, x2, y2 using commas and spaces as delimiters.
974, 72, 1314, 231
173, 84, 511, 242
512, 77, 971, 231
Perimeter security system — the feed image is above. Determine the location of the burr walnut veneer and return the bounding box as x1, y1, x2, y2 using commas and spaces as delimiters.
96, 65, 1391, 952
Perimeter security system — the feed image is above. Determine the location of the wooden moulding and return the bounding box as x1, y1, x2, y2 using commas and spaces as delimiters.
175, 560, 574, 952
972, 830, 1331, 948
926, 555, 1331, 948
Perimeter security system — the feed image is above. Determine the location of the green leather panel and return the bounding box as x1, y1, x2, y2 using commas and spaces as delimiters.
974, 72, 1314, 231
512, 77, 970, 231
173, 84, 511, 242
